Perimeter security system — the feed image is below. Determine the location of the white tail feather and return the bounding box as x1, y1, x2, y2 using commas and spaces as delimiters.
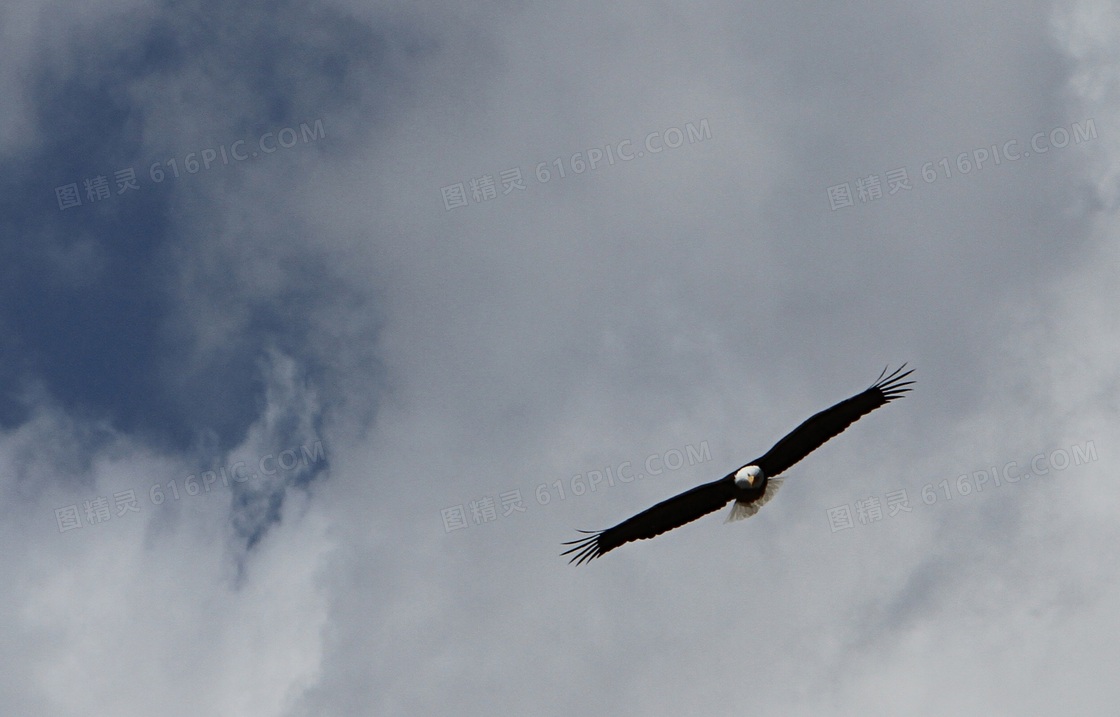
725, 478, 784, 523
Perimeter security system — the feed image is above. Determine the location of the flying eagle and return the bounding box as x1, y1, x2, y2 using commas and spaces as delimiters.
562, 365, 914, 564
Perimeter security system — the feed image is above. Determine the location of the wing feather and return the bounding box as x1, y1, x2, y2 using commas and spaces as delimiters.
561, 478, 735, 564
753, 364, 914, 478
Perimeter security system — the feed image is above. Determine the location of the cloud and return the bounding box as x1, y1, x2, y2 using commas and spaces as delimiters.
2, 0, 1119, 715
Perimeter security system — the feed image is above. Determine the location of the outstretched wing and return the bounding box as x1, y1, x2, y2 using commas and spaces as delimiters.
561, 478, 735, 565
753, 364, 914, 479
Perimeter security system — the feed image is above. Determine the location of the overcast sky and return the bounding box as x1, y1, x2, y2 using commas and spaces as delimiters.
1, 1, 1118, 715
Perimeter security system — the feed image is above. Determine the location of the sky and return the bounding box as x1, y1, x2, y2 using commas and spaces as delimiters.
1, 1, 1118, 714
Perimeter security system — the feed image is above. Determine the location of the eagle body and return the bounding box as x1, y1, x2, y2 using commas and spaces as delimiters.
726, 465, 784, 523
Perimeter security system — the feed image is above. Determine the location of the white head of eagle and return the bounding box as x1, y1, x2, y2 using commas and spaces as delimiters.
734, 465, 764, 488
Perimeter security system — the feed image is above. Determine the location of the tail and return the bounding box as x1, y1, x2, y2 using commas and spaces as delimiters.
725, 478, 784, 523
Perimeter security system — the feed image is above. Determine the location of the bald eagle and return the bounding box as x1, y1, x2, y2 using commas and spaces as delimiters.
562, 365, 914, 564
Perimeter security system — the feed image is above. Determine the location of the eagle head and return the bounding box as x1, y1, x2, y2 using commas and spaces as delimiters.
734, 465, 763, 488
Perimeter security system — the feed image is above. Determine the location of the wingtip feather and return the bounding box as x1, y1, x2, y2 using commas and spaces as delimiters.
561, 531, 604, 564
873, 364, 915, 400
